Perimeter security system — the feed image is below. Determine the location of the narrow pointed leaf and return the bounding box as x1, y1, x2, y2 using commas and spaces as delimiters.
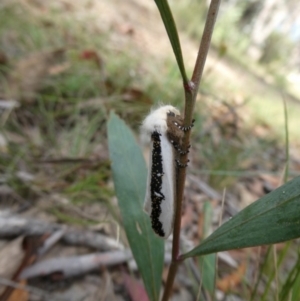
107, 112, 164, 301
154, 0, 188, 83
182, 176, 300, 259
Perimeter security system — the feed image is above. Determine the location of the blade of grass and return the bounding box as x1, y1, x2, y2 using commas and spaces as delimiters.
280, 254, 300, 301
283, 95, 289, 183
250, 246, 272, 301
291, 260, 300, 301
107, 112, 164, 301
198, 201, 216, 297
273, 245, 279, 301
264, 242, 292, 300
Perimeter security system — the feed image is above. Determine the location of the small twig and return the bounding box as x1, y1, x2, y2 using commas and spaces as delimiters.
20, 250, 132, 280
37, 228, 67, 256
188, 174, 222, 200
0, 214, 124, 251
195, 267, 204, 301
0, 100, 19, 109
214, 187, 227, 299
37, 157, 100, 164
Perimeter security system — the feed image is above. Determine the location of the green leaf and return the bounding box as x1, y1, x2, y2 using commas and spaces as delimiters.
154, 0, 188, 83
182, 176, 300, 259
107, 112, 164, 301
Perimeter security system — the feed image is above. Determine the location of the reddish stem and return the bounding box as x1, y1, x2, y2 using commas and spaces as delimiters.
161, 1, 221, 301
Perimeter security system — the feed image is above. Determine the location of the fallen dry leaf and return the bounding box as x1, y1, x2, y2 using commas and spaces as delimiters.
0, 237, 25, 295
217, 262, 246, 292
0, 236, 43, 300
6, 279, 28, 301
79, 49, 104, 70
121, 87, 152, 104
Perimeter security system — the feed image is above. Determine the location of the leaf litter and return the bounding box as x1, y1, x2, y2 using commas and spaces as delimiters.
0, 0, 300, 300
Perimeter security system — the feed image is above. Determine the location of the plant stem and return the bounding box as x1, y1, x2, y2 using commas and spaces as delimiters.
161, 1, 221, 300
191, 0, 221, 101
161, 262, 179, 301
